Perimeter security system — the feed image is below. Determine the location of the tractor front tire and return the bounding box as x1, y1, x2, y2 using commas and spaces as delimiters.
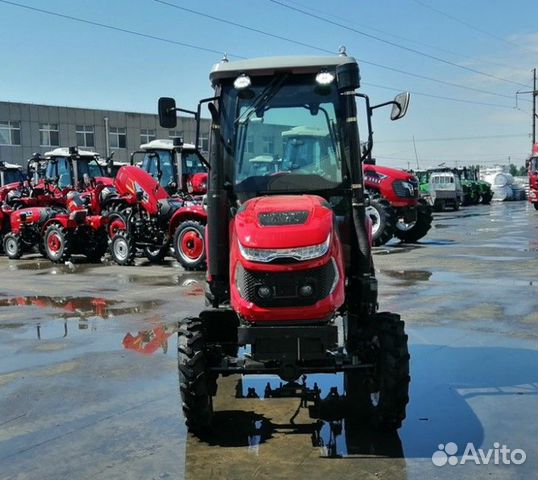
110, 230, 136, 266
177, 317, 215, 433
44, 224, 73, 263
345, 312, 410, 431
3, 233, 23, 259
394, 199, 433, 243
366, 197, 396, 246
173, 221, 206, 271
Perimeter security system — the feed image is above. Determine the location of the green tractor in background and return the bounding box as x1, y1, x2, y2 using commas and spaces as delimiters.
457, 166, 493, 205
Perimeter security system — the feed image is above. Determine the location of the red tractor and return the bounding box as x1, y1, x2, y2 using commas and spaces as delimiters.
3, 148, 112, 261
527, 143, 538, 210
129, 138, 208, 269
108, 165, 207, 267
363, 162, 432, 246
158, 53, 411, 433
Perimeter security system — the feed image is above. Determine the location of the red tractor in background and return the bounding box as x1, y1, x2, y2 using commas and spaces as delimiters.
527, 143, 538, 210
363, 161, 432, 246
158, 53, 411, 434
3, 148, 112, 261
131, 138, 208, 269
108, 165, 207, 268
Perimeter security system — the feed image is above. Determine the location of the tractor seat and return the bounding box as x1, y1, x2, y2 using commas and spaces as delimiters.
158, 198, 182, 223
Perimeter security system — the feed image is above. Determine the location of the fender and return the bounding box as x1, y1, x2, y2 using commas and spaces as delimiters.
41, 213, 75, 233
168, 204, 207, 235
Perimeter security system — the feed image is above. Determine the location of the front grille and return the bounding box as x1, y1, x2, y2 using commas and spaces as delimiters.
236, 261, 336, 308
393, 180, 418, 198
258, 210, 308, 226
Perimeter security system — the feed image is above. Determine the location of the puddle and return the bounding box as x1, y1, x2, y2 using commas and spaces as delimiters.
452, 254, 523, 262
117, 273, 205, 289
0, 296, 163, 319
8, 261, 98, 275
381, 269, 432, 282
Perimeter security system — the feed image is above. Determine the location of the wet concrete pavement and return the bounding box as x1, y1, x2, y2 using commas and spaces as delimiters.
0, 202, 536, 479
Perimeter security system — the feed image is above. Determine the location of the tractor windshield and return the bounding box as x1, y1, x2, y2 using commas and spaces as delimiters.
530, 157, 538, 173
46, 157, 72, 188
77, 157, 104, 179
220, 76, 347, 198
45, 156, 103, 188
142, 150, 175, 188
3, 168, 24, 184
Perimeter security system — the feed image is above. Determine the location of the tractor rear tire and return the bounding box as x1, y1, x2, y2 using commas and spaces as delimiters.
480, 191, 493, 204
173, 221, 206, 271
345, 312, 410, 431
3, 233, 23, 259
86, 233, 108, 263
534, 202, 538, 211
44, 224, 73, 263
394, 199, 433, 243
366, 197, 396, 247
110, 230, 136, 266
177, 317, 216, 433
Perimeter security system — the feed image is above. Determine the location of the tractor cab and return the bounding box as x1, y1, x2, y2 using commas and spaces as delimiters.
132, 139, 207, 196
0, 161, 25, 187
43, 147, 111, 190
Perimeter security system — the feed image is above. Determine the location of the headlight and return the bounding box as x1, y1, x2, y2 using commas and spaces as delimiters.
239, 235, 330, 263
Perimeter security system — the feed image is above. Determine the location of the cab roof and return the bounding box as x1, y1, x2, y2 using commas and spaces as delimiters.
0, 161, 22, 170
139, 139, 196, 152
210, 55, 357, 84
44, 147, 99, 158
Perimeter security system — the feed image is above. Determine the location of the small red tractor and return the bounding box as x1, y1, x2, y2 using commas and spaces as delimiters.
108, 165, 207, 268
527, 143, 538, 210
128, 138, 208, 268
363, 162, 432, 246
2, 148, 111, 261
158, 52, 411, 433
41, 147, 113, 263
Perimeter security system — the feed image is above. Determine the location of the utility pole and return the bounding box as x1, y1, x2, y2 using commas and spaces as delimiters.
412, 135, 420, 169
516, 68, 538, 149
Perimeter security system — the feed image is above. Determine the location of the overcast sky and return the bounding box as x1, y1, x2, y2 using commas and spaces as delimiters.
1, 0, 536, 168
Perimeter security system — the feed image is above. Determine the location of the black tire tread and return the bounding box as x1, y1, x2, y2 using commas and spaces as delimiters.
44, 224, 73, 263
177, 317, 214, 433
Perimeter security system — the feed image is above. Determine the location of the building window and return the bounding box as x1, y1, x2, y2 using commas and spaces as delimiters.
169, 130, 183, 140
246, 135, 254, 154
198, 135, 209, 153
39, 124, 59, 147
76, 125, 94, 148
109, 127, 126, 149
262, 136, 274, 154
0, 121, 21, 146
140, 129, 156, 144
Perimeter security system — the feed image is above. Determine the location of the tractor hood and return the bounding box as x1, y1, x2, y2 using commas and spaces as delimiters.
235, 195, 333, 249
364, 164, 417, 183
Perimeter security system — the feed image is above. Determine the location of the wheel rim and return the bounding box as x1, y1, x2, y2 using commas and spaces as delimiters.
113, 237, 129, 261
370, 391, 380, 407
5, 238, 17, 256
47, 232, 62, 255
365, 206, 381, 236
178, 228, 204, 263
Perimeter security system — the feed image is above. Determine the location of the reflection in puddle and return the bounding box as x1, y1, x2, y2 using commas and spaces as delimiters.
123, 324, 178, 355
0, 295, 162, 319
